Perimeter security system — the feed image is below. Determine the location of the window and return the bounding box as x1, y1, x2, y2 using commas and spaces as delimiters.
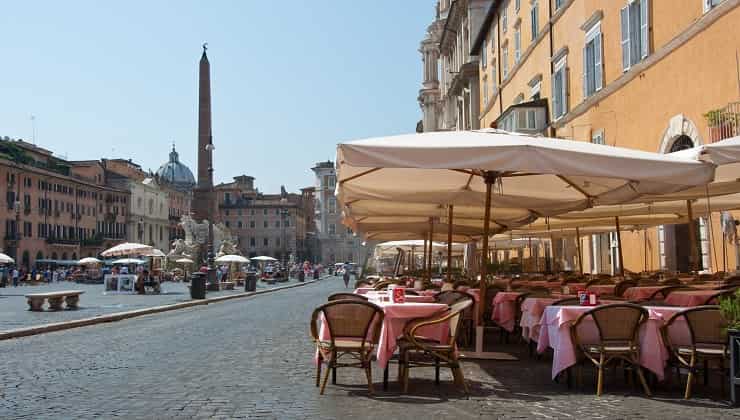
276, 238, 281, 247
285, 219, 290, 227
502, 3, 508, 33
225, 210, 229, 216
328, 223, 336, 235
551, 57, 568, 119
515, 0, 520, 11
481, 39, 487, 69
491, 58, 497, 89
263, 238, 269, 246
514, 25, 521, 63
591, 130, 605, 145
530, 80, 542, 99
263, 220, 268, 228
263, 209, 268, 215
583, 24, 603, 98
502, 46, 509, 78
483, 77, 489, 107
250, 209, 255, 215
327, 175, 336, 188
275, 221, 280, 228
555, 0, 565, 9
328, 198, 336, 214
250, 220, 256, 228
238, 221, 243, 228
531, 2, 539, 40
704, 0, 723, 13
621, 0, 649, 71
250, 237, 256, 247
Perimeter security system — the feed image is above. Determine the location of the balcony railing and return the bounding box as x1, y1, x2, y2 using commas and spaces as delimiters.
706, 102, 740, 143
46, 237, 80, 245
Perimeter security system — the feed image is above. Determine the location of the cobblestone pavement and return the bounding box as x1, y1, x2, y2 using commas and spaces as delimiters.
0, 278, 300, 331
0, 276, 738, 419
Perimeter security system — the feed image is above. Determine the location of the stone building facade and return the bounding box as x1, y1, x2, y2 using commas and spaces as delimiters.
311, 161, 370, 265
215, 176, 308, 262
0, 139, 129, 268
464, 0, 740, 273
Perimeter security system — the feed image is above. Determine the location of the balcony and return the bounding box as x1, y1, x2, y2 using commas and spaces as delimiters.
46, 237, 80, 246
706, 102, 740, 143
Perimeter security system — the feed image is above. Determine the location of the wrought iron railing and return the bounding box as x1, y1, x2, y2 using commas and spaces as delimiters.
706, 101, 740, 142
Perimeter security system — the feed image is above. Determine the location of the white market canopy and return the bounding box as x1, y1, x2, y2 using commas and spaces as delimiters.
112, 258, 146, 265
337, 129, 715, 219
215, 255, 250, 264
101, 243, 153, 257
251, 256, 277, 262
141, 248, 167, 258
78, 257, 103, 265
375, 240, 465, 256
0, 252, 15, 264
175, 258, 195, 264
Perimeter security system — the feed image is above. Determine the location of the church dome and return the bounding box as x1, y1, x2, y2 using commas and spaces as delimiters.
156, 145, 196, 190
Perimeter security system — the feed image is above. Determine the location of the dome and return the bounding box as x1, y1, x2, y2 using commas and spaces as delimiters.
156, 145, 196, 190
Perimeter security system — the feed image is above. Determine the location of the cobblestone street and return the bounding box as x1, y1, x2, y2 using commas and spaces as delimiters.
0, 279, 299, 331
1, 276, 738, 419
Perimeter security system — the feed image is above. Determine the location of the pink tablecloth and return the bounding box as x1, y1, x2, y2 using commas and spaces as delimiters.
374, 302, 449, 368
519, 297, 559, 341
664, 290, 720, 306
622, 286, 668, 301
354, 287, 374, 295
491, 292, 524, 332
536, 305, 688, 381
315, 302, 448, 369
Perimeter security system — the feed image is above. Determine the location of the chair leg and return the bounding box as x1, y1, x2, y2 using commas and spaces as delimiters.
685, 355, 696, 400
435, 357, 440, 386
332, 364, 337, 385
704, 359, 709, 386
635, 364, 652, 397
383, 365, 389, 391
320, 361, 332, 395
364, 361, 374, 395
452, 364, 469, 396
402, 351, 410, 394
597, 353, 605, 396
316, 361, 322, 387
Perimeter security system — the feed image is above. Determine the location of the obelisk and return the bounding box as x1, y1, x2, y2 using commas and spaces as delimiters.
192, 43, 214, 223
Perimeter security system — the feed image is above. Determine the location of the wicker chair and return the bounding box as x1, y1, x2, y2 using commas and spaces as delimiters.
642, 285, 690, 302
613, 279, 638, 298
354, 280, 372, 288
661, 306, 728, 399
659, 277, 682, 286
310, 300, 384, 395
702, 288, 737, 305
570, 303, 651, 396
373, 280, 392, 290
435, 290, 474, 306
397, 299, 473, 394
327, 292, 368, 302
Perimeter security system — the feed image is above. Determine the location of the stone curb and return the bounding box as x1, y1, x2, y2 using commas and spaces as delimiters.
0, 275, 331, 341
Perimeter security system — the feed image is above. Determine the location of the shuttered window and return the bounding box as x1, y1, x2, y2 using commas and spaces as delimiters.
621, 0, 650, 71
583, 25, 602, 98
551, 57, 567, 119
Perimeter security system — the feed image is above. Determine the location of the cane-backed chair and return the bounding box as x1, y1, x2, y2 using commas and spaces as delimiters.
327, 292, 368, 302
310, 300, 384, 395
552, 297, 581, 306
661, 306, 728, 399
613, 279, 638, 298
435, 290, 474, 306
702, 288, 737, 305
373, 280, 393, 290
397, 299, 473, 394
570, 303, 651, 396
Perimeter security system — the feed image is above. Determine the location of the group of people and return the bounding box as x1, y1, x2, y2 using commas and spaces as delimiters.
0, 266, 76, 287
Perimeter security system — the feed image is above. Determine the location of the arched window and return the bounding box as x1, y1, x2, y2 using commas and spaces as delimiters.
51, 252, 58, 260
21, 251, 30, 269
72, 252, 77, 260
36, 251, 44, 261
669, 135, 694, 152
61, 252, 68, 260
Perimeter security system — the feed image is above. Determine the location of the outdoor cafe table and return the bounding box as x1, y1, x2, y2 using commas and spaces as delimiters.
586, 284, 616, 295
492, 291, 571, 332
315, 301, 448, 369
664, 289, 723, 307
622, 286, 670, 301
361, 290, 436, 303
519, 296, 560, 342
536, 304, 690, 381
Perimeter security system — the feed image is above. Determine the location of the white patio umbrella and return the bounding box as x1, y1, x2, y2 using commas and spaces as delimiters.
112, 258, 146, 265
337, 129, 716, 358
215, 255, 250, 264
175, 257, 195, 264
251, 256, 277, 262
101, 243, 153, 257
78, 257, 102, 265
141, 248, 167, 258
0, 253, 15, 264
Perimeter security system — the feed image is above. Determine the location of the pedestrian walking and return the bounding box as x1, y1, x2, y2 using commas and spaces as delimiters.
342, 270, 350, 288
12, 267, 19, 287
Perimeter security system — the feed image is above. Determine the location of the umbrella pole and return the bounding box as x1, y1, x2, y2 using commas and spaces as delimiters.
528, 237, 533, 274
575, 227, 583, 275
686, 200, 699, 272
724, 231, 728, 273
447, 205, 453, 283
410, 246, 415, 271
644, 229, 648, 273
463, 172, 510, 360
422, 237, 428, 278
615, 217, 625, 277
428, 218, 434, 281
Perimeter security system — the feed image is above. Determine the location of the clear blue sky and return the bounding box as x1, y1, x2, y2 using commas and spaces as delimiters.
0, 1, 432, 192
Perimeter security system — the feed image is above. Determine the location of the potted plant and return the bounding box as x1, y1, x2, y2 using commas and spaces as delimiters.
705, 109, 740, 143
719, 289, 740, 405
